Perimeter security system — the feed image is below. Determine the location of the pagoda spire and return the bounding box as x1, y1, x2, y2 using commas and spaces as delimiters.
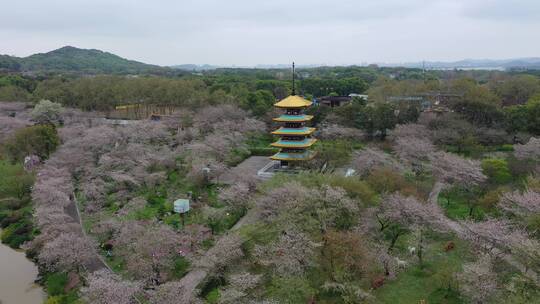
292, 62, 296, 96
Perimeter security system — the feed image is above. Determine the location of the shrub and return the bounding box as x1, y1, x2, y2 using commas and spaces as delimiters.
205, 288, 220, 304
481, 158, 512, 184
1, 219, 33, 248
45, 272, 69, 296
327, 176, 377, 205
367, 168, 416, 196
171, 256, 191, 279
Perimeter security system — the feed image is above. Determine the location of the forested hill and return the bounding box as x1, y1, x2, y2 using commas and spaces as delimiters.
0, 46, 171, 75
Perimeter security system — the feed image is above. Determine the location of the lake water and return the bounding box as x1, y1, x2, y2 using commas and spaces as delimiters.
0, 235, 44, 304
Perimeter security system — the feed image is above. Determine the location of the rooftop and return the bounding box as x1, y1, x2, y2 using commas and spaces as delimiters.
274, 95, 312, 108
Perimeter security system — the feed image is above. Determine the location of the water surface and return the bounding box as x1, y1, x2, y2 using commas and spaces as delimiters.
0, 234, 44, 304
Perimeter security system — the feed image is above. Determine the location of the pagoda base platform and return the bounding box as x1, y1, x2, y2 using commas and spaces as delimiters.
256, 159, 305, 179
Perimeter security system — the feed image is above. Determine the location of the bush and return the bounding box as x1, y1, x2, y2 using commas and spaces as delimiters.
266, 276, 316, 303
481, 158, 512, 184
171, 256, 191, 279
45, 272, 68, 296
3, 124, 59, 162
327, 176, 377, 205
0, 219, 33, 248
205, 288, 220, 304
367, 168, 416, 196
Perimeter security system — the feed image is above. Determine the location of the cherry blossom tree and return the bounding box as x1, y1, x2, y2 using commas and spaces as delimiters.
147, 281, 195, 304
460, 218, 540, 273
218, 182, 252, 210
377, 193, 450, 250
514, 137, 540, 160
456, 255, 499, 304
317, 124, 365, 141
113, 222, 189, 281
430, 151, 487, 214
430, 151, 487, 186
38, 232, 97, 272
218, 272, 262, 303
393, 137, 435, 174
195, 233, 244, 271
351, 147, 404, 177
253, 229, 316, 276
388, 123, 431, 140
0, 115, 30, 142
82, 270, 141, 304
499, 190, 540, 217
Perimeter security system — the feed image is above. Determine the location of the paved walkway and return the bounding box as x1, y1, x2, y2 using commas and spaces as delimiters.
217, 156, 272, 184
66, 193, 112, 273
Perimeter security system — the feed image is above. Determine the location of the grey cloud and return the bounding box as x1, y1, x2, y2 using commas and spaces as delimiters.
460, 0, 540, 21
0, 0, 539, 65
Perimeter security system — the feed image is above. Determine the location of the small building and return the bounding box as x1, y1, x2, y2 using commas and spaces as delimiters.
317, 96, 352, 107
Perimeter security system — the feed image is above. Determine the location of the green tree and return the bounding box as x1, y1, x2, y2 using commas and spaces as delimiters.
3, 125, 60, 162
504, 105, 529, 133
245, 89, 275, 116
356, 102, 397, 139
526, 97, 540, 134
0, 161, 34, 200
452, 100, 504, 127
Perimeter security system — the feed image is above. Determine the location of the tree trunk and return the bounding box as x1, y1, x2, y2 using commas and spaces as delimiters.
388, 232, 401, 252
417, 230, 424, 266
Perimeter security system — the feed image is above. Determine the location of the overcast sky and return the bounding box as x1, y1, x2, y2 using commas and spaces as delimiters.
1, 0, 539, 66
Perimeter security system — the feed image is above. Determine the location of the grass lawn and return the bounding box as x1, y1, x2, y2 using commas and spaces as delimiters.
437, 195, 485, 221
373, 236, 471, 304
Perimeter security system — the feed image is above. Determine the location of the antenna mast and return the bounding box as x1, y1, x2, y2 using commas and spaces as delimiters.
292, 62, 296, 95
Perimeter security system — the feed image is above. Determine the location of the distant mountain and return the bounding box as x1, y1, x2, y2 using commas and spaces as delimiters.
382, 58, 540, 70
0, 46, 170, 75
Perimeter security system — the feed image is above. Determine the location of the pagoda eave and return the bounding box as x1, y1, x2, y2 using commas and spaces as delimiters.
273, 115, 314, 123
271, 127, 316, 136
271, 138, 317, 148
270, 151, 317, 161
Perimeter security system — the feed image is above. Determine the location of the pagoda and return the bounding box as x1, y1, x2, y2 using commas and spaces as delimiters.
270, 63, 317, 166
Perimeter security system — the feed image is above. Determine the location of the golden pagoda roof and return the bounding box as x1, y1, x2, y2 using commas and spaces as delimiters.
274, 95, 313, 108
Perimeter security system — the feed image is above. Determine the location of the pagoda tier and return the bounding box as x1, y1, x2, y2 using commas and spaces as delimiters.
270, 150, 316, 161
271, 138, 317, 148
273, 114, 314, 123
271, 127, 316, 136
270, 94, 316, 164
